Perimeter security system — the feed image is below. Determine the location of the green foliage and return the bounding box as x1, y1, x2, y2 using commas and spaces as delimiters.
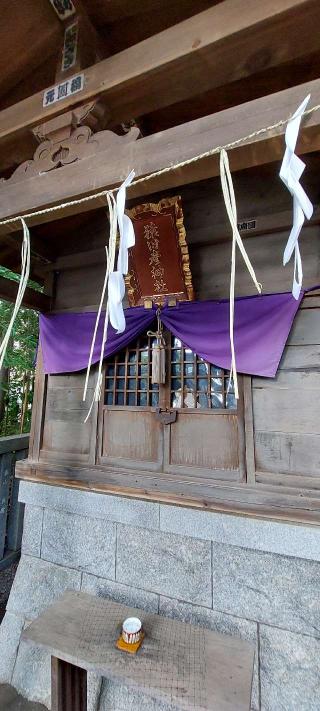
0, 266, 39, 436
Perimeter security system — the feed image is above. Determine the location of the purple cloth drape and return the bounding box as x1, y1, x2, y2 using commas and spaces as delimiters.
39, 291, 303, 377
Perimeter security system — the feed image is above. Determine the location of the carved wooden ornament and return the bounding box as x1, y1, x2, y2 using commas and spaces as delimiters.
125, 196, 194, 307
1, 126, 140, 186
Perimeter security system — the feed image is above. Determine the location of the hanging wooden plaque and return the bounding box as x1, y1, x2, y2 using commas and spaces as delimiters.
125, 196, 194, 307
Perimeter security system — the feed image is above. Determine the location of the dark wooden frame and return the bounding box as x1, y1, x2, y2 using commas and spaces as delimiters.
97, 331, 245, 482
52, 657, 87, 711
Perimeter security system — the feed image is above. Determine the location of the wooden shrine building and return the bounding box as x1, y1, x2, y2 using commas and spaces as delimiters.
0, 1, 320, 709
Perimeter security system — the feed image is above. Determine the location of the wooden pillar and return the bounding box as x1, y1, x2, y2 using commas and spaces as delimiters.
51, 657, 87, 711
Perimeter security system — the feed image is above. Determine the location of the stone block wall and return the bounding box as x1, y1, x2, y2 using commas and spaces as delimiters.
0, 481, 320, 710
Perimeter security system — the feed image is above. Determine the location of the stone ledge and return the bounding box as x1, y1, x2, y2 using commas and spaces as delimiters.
18, 481, 320, 563
19, 481, 159, 531
160, 505, 320, 562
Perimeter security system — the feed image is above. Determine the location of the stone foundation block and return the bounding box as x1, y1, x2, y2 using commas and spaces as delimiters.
21, 505, 44, 558
12, 629, 51, 710
82, 572, 159, 613
41, 509, 116, 578
0, 612, 24, 683
116, 525, 212, 607
260, 624, 320, 711
7, 555, 81, 620
211, 543, 320, 637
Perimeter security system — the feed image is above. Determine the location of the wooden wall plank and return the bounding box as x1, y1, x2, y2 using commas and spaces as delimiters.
255, 431, 320, 477
253, 370, 320, 390
253, 388, 320, 435
40, 372, 96, 462
278, 344, 320, 370
287, 309, 320, 345
192, 227, 320, 300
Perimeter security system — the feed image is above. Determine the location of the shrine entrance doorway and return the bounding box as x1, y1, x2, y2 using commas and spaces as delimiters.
98, 330, 246, 483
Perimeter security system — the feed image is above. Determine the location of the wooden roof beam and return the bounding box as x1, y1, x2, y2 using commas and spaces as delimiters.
0, 77, 319, 230
1, 0, 320, 141
0, 276, 50, 311
0, 0, 62, 100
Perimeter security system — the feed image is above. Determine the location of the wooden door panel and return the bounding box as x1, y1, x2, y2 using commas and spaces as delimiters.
100, 407, 163, 471
165, 411, 242, 480
40, 374, 95, 464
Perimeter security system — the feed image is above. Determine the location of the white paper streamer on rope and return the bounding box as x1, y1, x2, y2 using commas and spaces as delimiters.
280, 95, 313, 300
0, 218, 31, 370
108, 169, 135, 332
220, 149, 262, 400
83, 172, 135, 420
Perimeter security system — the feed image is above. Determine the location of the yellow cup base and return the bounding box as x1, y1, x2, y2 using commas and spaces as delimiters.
115, 631, 145, 654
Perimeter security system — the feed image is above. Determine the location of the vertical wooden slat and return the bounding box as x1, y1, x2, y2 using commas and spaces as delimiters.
113, 354, 118, 406
0, 452, 14, 559
236, 379, 247, 483
161, 328, 170, 409
124, 346, 128, 406
180, 339, 184, 408
243, 376, 256, 484
135, 339, 139, 407
51, 656, 87, 711
193, 351, 197, 409
29, 346, 47, 462
6, 449, 27, 552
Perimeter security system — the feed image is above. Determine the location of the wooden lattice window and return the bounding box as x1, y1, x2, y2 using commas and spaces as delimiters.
104, 334, 159, 407
170, 336, 236, 409
104, 331, 235, 411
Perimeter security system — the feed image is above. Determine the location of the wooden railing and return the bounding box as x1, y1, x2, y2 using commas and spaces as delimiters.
0, 434, 29, 570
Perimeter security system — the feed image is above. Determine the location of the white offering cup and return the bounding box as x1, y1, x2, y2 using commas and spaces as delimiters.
122, 617, 142, 645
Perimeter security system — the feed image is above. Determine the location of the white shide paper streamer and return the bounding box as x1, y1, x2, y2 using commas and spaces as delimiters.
220, 149, 261, 399
83, 171, 135, 420
280, 95, 313, 300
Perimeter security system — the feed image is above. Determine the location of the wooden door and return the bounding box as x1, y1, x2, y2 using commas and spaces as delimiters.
99, 330, 245, 482
163, 336, 245, 481
99, 332, 163, 471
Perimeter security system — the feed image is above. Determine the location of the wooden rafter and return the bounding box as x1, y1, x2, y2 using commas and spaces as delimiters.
1, 0, 320, 141
0, 78, 320, 230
